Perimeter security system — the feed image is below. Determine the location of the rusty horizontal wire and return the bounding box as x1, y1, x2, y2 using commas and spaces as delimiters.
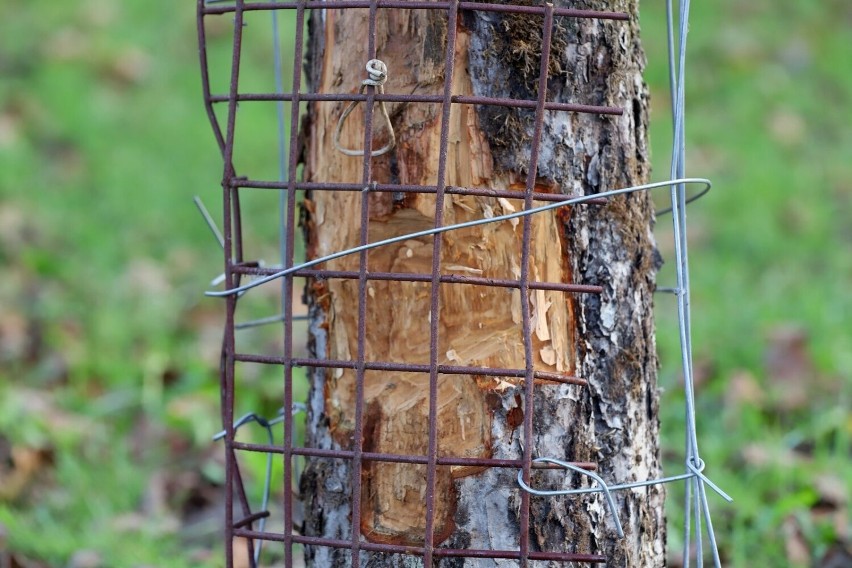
208, 92, 624, 116
230, 529, 608, 563
234, 352, 589, 386
234, 511, 271, 529
232, 441, 598, 470
204, 0, 628, 21
233, 178, 610, 204
231, 265, 604, 294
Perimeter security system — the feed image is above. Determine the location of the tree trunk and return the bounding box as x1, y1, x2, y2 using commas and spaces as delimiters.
299, 1, 663, 566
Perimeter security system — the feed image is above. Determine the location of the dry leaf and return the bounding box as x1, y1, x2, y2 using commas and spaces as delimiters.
782, 516, 810, 567
0, 310, 29, 362
0, 205, 33, 255
0, 111, 21, 148
740, 442, 801, 469
106, 48, 152, 86
725, 369, 763, 409
8, 552, 50, 568
0, 442, 55, 502
768, 108, 806, 146
814, 475, 847, 509
691, 358, 715, 391
68, 550, 102, 568
43, 27, 90, 62
764, 325, 816, 411
82, 0, 119, 28
122, 258, 171, 298
812, 474, 849, 538
819, 543, 852, 568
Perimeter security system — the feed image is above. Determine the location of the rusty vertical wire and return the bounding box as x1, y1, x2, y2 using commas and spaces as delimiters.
423, 0, 460, 564
196, 0, 226, 157
220, 0, 246, 565
349, 2, 381, 565
283, 0, 308, 566
231, 455, 259, 564
517, 5, 555, 564
197, 0, 246, 263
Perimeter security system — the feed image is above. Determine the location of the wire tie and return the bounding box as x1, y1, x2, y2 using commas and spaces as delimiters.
687, 457, 733, 502
333, 59, 396, 157
517, 458, 625, 538
212, 405, 305, 441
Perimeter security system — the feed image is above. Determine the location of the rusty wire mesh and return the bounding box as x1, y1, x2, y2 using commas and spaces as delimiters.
196, 0, 727, 565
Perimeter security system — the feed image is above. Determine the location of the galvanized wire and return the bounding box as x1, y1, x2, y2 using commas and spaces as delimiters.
205, 177, 711, 298
665, 0, 731, 566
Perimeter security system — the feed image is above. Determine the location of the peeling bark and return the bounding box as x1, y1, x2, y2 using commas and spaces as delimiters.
299, 1, 664, 566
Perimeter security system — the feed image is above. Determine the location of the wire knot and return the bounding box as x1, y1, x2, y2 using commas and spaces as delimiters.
334, 58, 396, 157
363, 59, 388, 86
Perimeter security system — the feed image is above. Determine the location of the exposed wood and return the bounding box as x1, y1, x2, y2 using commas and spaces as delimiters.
300, 1, 663, 566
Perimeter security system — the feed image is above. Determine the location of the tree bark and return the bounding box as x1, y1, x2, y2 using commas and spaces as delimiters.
299, 1, 663, 566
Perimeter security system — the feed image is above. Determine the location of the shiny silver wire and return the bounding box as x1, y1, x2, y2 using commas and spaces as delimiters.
193, 195, 231, 287
332, 59, 396, 157
517, 458, 625, 538
205, 177, 712, 298
235, 312, 310, 330
665, 0, 727, 566
213, 3, 302, 335
212, 404, 308, 566
655, 182, 709, 216
519, 2, 731, 564
656, 286, 679, 294
213, 411, 275, 567
193, 196, 226, 249
271, 0, 288, 332
517, 457, 732, 541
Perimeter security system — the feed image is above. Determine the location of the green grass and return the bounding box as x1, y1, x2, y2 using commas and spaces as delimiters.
643, 0, 851, 564
0, 0, 848, 566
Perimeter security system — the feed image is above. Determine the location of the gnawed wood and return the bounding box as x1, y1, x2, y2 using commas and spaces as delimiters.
303, 9, 575, 549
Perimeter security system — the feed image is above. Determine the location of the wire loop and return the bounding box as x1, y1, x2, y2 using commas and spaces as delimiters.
333, 59, 396, 157
517, 458, 625, 538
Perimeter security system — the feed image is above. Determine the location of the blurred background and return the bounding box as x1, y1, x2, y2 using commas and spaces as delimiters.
0, 0, 849, 566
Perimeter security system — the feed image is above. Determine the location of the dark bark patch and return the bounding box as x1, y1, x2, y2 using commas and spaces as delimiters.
507, 394, 524, 429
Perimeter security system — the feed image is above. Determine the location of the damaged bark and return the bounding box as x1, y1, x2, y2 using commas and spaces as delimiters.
299, 1, 664, 566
